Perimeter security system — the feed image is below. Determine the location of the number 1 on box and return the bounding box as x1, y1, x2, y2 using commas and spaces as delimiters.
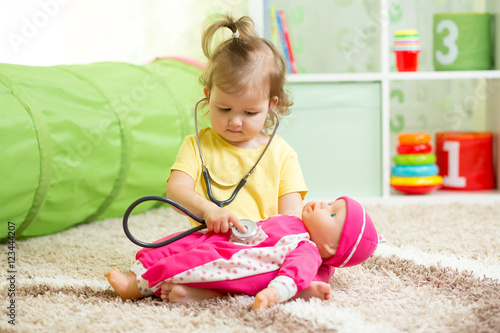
442, 141, 466, 187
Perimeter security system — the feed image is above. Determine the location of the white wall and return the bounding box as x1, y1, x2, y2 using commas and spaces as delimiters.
0, 0, 247, 66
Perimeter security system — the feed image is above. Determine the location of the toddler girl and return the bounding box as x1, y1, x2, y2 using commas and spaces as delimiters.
165, 14, 307, 234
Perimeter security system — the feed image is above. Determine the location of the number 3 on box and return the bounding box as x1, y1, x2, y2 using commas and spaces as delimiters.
436, 19, 459, 65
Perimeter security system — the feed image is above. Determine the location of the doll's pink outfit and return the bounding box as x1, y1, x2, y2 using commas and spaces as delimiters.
131, 196, 378, 302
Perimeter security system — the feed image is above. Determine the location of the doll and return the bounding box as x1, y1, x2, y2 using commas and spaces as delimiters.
105, 196, 378, 310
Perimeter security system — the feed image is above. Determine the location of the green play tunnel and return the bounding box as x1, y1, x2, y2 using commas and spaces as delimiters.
0, 58, 203, 239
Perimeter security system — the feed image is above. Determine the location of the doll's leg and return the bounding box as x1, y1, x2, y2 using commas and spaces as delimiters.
160, 283, 224, 304
104, 267, 143, 300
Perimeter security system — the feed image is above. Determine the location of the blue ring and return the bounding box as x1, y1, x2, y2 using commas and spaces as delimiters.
392, 164, 439, 177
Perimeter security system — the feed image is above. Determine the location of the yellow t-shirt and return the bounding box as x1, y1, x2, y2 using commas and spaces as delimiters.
169, 127, 308, 227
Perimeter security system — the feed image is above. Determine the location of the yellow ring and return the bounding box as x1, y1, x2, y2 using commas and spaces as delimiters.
390, 175, 443, 186
395, 29, 419, 36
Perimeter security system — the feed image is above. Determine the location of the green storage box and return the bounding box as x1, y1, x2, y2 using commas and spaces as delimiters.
433, 13, 492, 71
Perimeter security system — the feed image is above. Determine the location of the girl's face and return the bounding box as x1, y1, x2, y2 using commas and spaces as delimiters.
301, 199, 347, 259
204, 86, 278, 149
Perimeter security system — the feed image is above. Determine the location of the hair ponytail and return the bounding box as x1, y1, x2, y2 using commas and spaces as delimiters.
201, 15, 257, 61
200, 14, 293, 127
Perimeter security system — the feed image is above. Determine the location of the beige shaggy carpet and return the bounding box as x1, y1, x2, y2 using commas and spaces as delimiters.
1, 200, 500, 332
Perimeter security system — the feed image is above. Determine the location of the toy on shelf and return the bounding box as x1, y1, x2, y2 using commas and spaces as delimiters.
435, 131, 495, 190
433, 13, 492, 71
391, 133, 443, 195
393, 30, 421, 72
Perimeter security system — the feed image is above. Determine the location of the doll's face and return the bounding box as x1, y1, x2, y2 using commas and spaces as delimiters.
301, 199, 346, 259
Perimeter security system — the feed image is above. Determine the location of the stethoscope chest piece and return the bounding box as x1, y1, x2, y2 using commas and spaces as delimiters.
231, 219, 258, 240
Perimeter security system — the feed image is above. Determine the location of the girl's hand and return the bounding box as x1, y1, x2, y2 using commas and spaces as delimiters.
203, 207, 246, 234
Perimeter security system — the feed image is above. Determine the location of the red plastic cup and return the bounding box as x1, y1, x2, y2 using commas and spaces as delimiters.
394, 50, 420, 72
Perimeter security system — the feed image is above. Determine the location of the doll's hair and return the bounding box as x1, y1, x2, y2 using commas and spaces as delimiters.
200, 14, 292, 129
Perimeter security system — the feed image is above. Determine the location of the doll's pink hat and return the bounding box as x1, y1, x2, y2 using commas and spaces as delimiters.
324, 196, 378, 268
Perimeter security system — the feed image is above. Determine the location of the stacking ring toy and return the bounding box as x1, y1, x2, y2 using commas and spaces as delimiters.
397, 143, 433, 155
393, 154, 436, 165
391, 184, 441, 195
390, 175, 443, 187
398, 133, 431, 145
392, 164, 439, 177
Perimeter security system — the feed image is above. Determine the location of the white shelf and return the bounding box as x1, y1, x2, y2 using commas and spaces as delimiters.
287, 73, 383, 83
360, 191, 500, 206
388, 70, 500, 81
312, 189, 500, 205
287, 70, 500, 83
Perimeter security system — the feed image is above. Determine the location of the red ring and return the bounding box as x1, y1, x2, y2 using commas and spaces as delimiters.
391, 184, 441, 195
397, 143, 432, 154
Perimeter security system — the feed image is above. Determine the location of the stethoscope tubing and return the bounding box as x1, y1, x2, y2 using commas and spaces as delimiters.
123, 195, 206, 248
193, 97, 280, 207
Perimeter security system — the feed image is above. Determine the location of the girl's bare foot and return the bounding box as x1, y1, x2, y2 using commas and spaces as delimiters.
160, 283, 224, 304
294, 281, 331, 300
104, 268, 143, 300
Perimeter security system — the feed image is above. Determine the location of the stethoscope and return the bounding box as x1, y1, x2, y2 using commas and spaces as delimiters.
194, 97, 280, 207
122, 97, 279, 248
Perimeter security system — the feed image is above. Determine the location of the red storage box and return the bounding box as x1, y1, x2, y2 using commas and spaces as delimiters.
436, 132, 495, 190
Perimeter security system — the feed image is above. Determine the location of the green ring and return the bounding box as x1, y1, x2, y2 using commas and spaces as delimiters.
394, 154, 436, 165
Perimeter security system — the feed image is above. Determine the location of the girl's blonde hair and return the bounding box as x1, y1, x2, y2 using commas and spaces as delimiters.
200, 14, 292, 129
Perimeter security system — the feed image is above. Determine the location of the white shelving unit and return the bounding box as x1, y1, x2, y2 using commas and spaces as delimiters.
250, 0, 500, 200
